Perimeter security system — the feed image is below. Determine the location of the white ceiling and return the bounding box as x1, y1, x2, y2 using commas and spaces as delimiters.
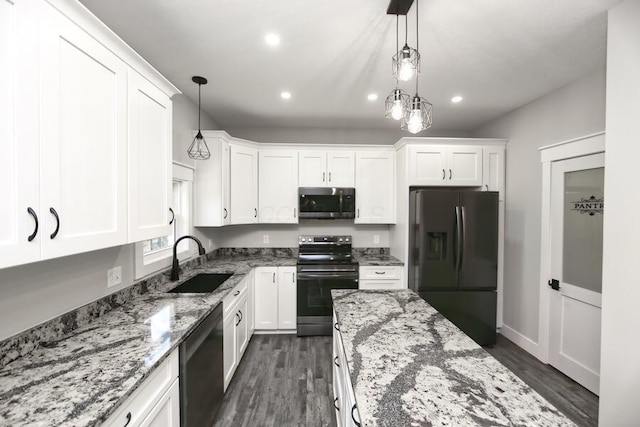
78, 0, 619, 132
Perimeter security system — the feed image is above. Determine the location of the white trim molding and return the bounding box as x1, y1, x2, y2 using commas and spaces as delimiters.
500, 324, 540, 358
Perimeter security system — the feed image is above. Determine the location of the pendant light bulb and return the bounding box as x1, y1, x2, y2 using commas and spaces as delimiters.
398, 45, 417, 81
188, 76, 211, 161
407, 109, 424, 134
391, 100, 405, 120
385, 88, 409, 121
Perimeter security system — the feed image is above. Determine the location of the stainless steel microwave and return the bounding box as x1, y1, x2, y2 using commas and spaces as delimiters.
298, 187, 356, 219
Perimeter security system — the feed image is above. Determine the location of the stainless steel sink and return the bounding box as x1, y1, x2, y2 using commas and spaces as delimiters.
168, 273, 233, 293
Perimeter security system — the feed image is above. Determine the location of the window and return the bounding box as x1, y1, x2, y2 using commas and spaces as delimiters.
134, 163, 195, 279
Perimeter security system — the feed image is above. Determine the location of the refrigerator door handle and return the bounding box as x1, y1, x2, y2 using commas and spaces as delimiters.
460, 206, 466, 269
455, 206, 462, 271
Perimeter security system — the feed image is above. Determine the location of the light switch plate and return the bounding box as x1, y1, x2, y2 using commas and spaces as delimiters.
373, 235, 380, 244
263, 235, 269, 244
107, 266, 122, 288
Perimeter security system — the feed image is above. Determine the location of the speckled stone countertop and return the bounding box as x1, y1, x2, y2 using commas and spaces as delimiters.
0, 252, 296, 427
352, 248, 403, 266
331, 289, 576, 427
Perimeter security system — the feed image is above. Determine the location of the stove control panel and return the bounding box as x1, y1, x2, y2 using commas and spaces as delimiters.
299, 235, 351, 244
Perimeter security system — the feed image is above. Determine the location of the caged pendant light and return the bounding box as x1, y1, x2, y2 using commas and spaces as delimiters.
385, 15, 410, 120
392, 14, 419, 81
400, 0, 432, 134
187, 76, 211, 160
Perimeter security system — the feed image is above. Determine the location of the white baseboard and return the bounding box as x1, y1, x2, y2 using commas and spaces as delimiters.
253, 330, 297, 335
499, 324, 541, 359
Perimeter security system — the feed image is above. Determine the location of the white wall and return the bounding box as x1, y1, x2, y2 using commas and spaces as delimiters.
0, 94, 217, 341
225, 126, 471, 145
473, 67, 606, 345
600, 0, 640, 424
200, 221, 390, 249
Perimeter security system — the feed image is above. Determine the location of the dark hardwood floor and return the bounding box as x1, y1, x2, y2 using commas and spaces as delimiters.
485, 334, 599, 427
213, 334, 336, 427
213, 333, 598, 427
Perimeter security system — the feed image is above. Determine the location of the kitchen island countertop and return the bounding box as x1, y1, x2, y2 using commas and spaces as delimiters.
331, 289, 576, 427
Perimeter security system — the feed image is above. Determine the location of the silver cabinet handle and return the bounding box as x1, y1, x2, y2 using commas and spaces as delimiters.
273, 272, 276, 283
322, 172, 326, 182
294, 208, 296, 218
357, 208, 360, 218
328, 172, 332, 182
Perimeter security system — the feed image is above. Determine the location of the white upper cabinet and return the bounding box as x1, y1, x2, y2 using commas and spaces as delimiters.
482, 145, 506, 200
299, 151, 355, 187
230, 142, 258, 224
355, 151, 395, 224
0, 0, 40, 269
408, 145, 482, 186
194, 131, 231, 227
128, 70, 172, 242
259, 150, 299, 223
39, 2, 129, 259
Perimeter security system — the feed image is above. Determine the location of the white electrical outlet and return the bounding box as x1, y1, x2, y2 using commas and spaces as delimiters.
373, 235, 380, 244
263, 235, 269, 244
107, 266, 122, 288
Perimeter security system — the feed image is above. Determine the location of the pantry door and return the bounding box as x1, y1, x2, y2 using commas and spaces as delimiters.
548, 152, 604, 395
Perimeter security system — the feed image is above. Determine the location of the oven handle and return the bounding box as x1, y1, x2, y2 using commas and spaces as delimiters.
297, 273, 359, 280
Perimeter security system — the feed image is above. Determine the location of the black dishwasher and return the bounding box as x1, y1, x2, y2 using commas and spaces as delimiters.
179, 303, 223, 426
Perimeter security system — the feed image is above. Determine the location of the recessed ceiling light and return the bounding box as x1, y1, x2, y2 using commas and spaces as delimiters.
280, 91, 292, 100
451, 95, 463, 103
367, 93, 378, 101
265, 33, 281, 46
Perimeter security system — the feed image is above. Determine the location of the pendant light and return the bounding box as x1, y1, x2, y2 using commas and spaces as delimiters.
392, 14, 419, 82
401, 0, 432, 134
385, 15, 410, 120
187, 76, 211, 160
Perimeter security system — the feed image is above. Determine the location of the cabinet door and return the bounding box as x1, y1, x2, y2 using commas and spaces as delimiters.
259, 150, 299, 223
298, 151, 327, 186
230, 144, 258, 224
327, 152, 355, 187
0, 0, 39, 269
407, 145, 448, 186
483, 146, 505, 200
247, 269, 255, 335
39, 3, 128, 259
254, 267, 278, 330
447, 146, 483, 186
278, 267, 297, 330
355, 151, 395, 224
139, 379, 180, 427
223, 311, 237, 391
128, 70, 172, 242
194, 137, 230, 226
236, 295, 249, 358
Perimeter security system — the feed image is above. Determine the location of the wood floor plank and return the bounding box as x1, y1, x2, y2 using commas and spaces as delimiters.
213, 333, 597, 427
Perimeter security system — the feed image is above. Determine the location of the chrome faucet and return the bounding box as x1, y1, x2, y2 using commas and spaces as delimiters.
170, 235, 206, 281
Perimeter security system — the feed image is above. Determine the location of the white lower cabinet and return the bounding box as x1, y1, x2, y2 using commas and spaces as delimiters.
103, 350, 179, 427
359, 266, 404, 290
333, 311, 361, 427
223, 276, 251, 391
254, 266, 297, 332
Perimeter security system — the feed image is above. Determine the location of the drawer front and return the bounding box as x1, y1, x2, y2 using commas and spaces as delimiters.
359, 266, 401, 280
103, 350, 179, 427
223, 277, 248, 316
359, 280, 403, 290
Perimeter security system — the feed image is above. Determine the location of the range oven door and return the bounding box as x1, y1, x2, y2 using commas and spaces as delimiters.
297, 268, 358, 336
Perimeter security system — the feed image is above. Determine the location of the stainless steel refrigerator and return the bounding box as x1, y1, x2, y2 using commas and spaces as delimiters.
409, 189, 498, 346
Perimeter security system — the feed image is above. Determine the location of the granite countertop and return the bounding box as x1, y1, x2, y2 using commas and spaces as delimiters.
0, 253, 296, 427
353, 254, 403, 267
331, 289, 576, 427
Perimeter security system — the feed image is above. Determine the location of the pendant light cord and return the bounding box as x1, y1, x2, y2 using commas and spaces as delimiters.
415, 0, 419, 94
198, 83, 202, 131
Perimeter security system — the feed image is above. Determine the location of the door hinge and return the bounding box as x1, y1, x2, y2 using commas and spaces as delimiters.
548, 279, 560, 291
